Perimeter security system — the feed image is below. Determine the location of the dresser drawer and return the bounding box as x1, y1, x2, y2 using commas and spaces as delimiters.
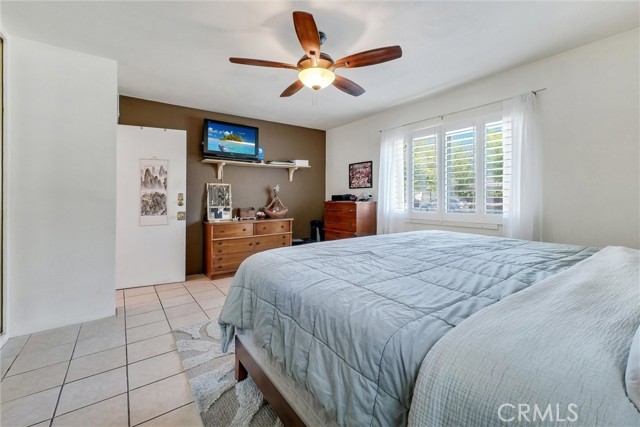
211, 223, 252, 238
324, 219, 356, 233
254, 220, 291, 235
211, 240, 227, 255
324, 210, 356, 222
226, 252, 253, 270
212, 252, 253, 271
211, 253, 228, 271
324, 202, 356, 212
324, 230, 356, 241
254, 234, 291, 251
228, 237, 255, 254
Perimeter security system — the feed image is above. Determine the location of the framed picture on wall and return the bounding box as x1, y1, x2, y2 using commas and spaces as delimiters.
140, 159, 169, 226
349, 161, 373, 189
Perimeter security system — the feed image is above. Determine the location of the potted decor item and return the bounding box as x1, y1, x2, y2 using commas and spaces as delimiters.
264, 185, 288, 219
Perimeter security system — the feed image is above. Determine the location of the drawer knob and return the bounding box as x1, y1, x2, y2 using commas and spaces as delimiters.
242, 228, 247, 232
256, 242, 260, 246
249, 243, 253, 246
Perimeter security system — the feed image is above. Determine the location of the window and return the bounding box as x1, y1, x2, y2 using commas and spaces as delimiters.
398, 114, 509, 223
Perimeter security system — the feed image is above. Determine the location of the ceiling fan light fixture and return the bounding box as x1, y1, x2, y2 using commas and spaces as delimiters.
298, 67, 335, 90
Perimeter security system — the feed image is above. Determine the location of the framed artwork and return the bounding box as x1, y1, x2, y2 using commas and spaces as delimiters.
140, 159, 169, 225
349, 161, 373, 189
206, 183, 232, 221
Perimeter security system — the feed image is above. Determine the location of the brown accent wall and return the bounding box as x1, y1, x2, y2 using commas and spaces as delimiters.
118, 96, 326, 276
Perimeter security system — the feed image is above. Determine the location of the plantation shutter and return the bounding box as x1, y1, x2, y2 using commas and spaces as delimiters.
484, 120, 509, 214
392, 137, 407, 210
445, 126, 476, 213
411, 132, 438, 212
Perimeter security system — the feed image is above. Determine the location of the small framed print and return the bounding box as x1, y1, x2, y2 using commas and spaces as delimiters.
349, 161, 373, 189
206, 183, 232, 221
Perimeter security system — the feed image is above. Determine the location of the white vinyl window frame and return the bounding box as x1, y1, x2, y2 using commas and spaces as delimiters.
403, 112, 505, 226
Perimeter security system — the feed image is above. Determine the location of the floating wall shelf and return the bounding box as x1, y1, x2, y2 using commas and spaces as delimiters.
201, 159, 310, 182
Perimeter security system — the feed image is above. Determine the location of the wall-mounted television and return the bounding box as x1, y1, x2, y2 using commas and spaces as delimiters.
202, 119, 259, 162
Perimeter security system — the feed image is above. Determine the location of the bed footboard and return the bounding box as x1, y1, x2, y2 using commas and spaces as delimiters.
235, 335, 305, 427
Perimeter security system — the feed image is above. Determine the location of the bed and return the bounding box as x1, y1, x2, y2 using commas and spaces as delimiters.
218, 230, 637, 426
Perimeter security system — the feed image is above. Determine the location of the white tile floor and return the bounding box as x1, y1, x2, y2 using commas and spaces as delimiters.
0, 274, 231, 427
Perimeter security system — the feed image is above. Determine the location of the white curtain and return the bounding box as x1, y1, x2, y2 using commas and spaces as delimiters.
502, 93, 542, 241
378, 128, 406, 234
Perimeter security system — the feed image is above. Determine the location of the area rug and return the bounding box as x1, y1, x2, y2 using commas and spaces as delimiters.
173, 320, 282, 427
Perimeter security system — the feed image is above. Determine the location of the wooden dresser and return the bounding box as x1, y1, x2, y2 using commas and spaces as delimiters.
204, 218, 293, 278
323, 201, 377, 241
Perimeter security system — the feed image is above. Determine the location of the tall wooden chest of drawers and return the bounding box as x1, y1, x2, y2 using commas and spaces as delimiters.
323, 201, 377, 241
204, 218, 293, 278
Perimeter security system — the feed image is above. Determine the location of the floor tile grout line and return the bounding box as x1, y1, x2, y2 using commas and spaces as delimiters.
2, 329, 176, 385
127, 364, 186, 392
130, 401, 195, 427
1, 353, 20, 381
126, 318, 167, 330
0, 363, 127, 405
0, 384, 61, 405
2, 335, 32, 379
4, 281, 210, 426
123, 292, 132, 427
46, 391, 129, 424
48, 322, 82, 427
128, 373, 194, 425
3, 348, 78, 379
127, 347, 177, 367
185, 282, 224, 317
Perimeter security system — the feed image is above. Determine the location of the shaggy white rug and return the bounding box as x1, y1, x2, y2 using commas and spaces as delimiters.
173, 321, 282, 427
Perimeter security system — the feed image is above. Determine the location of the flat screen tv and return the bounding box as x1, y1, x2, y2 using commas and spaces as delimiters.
202, 119, 259, 161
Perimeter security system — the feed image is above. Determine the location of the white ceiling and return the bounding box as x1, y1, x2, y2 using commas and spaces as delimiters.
1, 1, 637, 130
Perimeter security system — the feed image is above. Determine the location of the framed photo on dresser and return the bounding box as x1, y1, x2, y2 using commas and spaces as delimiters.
206, 183, 232, 221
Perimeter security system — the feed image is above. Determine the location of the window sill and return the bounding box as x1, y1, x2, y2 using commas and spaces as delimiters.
404, 217, 501, 230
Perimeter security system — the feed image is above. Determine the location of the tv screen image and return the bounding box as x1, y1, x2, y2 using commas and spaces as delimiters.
203, 119, 259, 161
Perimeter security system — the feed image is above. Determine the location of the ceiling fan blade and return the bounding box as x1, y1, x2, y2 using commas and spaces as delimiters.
332, 75, 365, 97
229, 57, 299, 70
280, 80, 305, 97
333, 45, 403, 69
293, 11, 321, 65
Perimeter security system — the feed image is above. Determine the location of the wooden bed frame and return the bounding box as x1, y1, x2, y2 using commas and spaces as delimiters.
234, 336, 305, 426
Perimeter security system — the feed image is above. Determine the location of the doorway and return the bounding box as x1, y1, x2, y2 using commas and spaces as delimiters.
1, 36, 4, 334
116, 125, 187, 289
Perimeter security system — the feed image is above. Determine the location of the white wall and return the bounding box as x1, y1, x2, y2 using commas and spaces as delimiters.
326, 28, 640, 249
6, 37, 117, 336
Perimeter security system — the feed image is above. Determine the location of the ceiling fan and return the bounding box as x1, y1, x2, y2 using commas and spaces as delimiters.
229, 11, 402, 97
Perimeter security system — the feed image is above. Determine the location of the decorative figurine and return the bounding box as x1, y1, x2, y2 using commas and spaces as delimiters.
264, 185, 288, 218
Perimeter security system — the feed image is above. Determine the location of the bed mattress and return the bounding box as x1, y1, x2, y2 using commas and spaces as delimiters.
219, 230, 597, 426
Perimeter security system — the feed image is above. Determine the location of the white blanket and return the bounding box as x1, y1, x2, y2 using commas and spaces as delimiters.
409, 246, 640, 427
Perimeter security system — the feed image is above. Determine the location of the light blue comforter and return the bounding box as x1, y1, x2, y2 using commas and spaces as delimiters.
219, 231, 597, 426
409, 246, 640, 427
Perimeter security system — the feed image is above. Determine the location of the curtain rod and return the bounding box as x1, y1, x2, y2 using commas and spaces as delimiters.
379, 88, 547, 133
